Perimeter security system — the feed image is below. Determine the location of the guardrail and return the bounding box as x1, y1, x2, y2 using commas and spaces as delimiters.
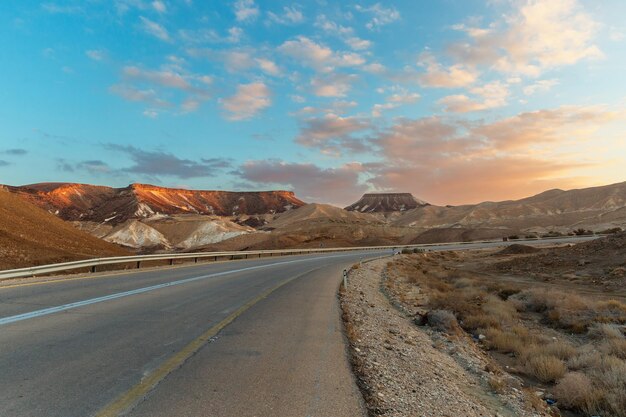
0, 234, 597, 281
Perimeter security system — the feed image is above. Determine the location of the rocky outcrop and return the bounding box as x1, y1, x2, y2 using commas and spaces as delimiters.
8, 183, 306, 224
345, 193, 428, 213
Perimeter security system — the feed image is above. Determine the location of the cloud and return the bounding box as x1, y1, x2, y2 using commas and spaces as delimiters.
234, 0, 259, 22
255, 58, 281, 76
76, 160, 112, 174
296, 113, 370, 155
106, 144, 232, 178
113, 63, 213, 112
448, 0, 602, 76
278, 36, 365, 72
438, 81, 509, 113
355, 3, 400, 30
267, 5, 303, 25
221, 82, 271, 120
123, 66, 192, 90
179, 26, 243, 44
523, 79, 559, 96
41, 3, 82, 14
1, 149, 28, 156
139, 16, 170, 41
345, 37, 371, 50
311, 73, 356, 97
109, 84, 170, 107
152, 0, 166, 13
363, 105, 618, 204
236, 160, 367, 204
372, 89, 420, 116
0, 160, 9, 167
418, 52, 478, 88
86, 49, 105, 61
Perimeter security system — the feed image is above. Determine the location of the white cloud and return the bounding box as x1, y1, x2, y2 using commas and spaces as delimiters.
152, 0, 166, 13
418, 52, 478, 88
86, 49, 105, 61
355, 3, 400, 30
256, 58, 281, 76
449, 0, 602, 77
139, 16, 170, 41
311, 74, 356, 97
110, 84, 170, 107
279, 36, 365, 72
222, 82, 271, 120
345, 37, 371, 50
523, 79, 559, 95
268, 5, 303, 25
234, 0, 259, 22
439, 81, 509, 113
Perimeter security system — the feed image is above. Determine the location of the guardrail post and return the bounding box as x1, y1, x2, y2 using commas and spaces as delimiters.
169, 259, 174, 266
136, 261, 141, 269
194, 257, 198, 263
91, 265, 96, 273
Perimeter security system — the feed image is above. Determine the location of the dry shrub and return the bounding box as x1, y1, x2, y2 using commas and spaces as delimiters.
588, 323, 624, 340
524, 354, 567, 383
553, 372, 600, 412
453, 277, 475, 288
482, 295, 518, 324
463, 313, 501, 331
587, 358, 626, 417
483, 328, 526, 354
488, 375, 506, 393
426, 309, 459, 333
543, 341, 577, 360
600, 338, 626, 359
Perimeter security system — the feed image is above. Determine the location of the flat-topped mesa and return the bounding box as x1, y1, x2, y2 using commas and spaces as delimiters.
345, 192, 429, 213
9, 182, 306, 223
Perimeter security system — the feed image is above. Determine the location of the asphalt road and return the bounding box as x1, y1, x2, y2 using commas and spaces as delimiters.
0, 235, 596, 417
0, 251, 390, 417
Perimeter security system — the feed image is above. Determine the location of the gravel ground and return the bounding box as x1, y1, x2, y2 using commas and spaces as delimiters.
340, 258, 549, 417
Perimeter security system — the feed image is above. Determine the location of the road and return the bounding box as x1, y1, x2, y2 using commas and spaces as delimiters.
0, 235, 596, 417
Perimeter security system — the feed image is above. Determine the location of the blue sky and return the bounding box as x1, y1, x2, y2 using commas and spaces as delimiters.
0, 0, 625, 206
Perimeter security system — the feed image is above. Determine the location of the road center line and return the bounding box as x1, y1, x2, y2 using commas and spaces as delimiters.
0, 252, 372, 327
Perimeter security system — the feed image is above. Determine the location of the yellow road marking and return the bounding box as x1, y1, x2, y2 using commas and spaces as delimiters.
94, 271, 305, 417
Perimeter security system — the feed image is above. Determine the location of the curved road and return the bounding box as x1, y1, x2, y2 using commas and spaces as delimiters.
0, 235, 596, 417
0, 251, 389, 417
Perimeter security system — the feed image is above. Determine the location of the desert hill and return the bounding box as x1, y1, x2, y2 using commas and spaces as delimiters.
392, 181, 626, 234
345, 193, 428, 213
10, 182, 305, 224
0, 187, 129, 270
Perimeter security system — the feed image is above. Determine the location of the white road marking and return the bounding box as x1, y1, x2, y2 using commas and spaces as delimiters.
0, 252, 380, 326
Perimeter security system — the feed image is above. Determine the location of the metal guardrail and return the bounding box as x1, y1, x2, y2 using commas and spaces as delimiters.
0, 234, 597, 280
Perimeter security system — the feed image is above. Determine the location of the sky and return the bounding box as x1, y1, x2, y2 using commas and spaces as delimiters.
0, 0, 625, 206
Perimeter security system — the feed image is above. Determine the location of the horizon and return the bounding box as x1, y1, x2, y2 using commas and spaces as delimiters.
7, 178, 626, 208
1, 1, 625, 206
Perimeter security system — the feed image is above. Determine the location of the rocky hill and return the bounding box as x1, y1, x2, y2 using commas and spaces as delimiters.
0, 187, 129, 270
345, 193, 429, 213
9, 183, 306, 224
392, 181, 626, 234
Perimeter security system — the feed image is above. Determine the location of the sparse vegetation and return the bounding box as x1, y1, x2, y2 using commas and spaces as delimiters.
384, 249, 626, 417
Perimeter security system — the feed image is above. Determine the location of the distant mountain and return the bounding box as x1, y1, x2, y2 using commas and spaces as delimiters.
393, 181, 626, 234
0, 187, 129, 270
345, 193, 429, 213
8, 183, 306, 224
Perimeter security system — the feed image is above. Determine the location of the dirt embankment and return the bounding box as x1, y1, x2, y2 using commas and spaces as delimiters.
340, 258, 545, 417
0, 189, 129, 270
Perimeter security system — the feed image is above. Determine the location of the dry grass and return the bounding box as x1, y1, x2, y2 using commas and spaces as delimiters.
386, 253, 626, 416
553, 372, 600, 412
524, 354, 567, 383
426, 309, 459, 333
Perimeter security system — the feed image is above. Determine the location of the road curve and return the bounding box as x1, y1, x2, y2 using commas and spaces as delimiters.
0, 251, 388, 417
0, 236, 595, 417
